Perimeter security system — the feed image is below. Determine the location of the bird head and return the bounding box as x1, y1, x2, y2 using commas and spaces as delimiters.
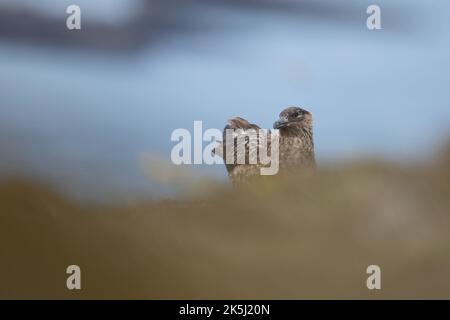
273, 106, 312, 134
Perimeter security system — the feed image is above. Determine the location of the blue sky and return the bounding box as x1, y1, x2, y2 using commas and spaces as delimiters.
0, 0, 449, 200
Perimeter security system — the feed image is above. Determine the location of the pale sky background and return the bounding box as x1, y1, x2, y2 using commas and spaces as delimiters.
0, 0, 449, 200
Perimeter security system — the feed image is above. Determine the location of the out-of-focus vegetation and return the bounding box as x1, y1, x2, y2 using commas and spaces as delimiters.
0, 145, 449, 299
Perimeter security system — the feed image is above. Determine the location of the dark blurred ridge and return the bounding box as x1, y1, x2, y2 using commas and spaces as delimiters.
0, 0, 409, 52
0, 142, 449, 298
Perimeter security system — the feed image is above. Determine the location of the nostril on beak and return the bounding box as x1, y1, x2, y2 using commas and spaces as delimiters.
273, 120, 288, 129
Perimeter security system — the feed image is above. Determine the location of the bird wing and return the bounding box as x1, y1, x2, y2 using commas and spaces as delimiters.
215, 117, 263, 175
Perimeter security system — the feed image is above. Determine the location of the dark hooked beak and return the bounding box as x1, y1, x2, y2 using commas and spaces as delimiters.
273, 119, 289, 129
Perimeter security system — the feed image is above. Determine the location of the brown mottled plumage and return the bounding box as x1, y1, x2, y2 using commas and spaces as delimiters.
274, 106, 316, 172
214, 107, 315, 186
213, 117, 264, 186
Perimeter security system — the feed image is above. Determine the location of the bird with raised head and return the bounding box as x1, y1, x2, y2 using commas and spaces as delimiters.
273, 106, 316, 172
214, 106, 316, 186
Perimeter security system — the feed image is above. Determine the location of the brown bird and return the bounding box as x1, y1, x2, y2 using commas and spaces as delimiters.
214, 106, 316, 186
274, 106, 316, 172
213, 117, 265, 186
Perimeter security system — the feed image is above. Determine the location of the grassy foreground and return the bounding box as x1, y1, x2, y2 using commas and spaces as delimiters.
0, 152, 449, 299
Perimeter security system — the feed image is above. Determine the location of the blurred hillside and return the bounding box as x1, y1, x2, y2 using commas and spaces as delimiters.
1, 147, 449, 299
0, 1, 449, 298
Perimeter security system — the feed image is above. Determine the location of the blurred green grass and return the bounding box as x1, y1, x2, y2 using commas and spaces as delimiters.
0, 148, 449, 299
